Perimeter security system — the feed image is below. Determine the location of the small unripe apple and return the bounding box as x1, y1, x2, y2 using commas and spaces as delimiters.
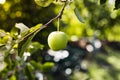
48, 31, 68, 51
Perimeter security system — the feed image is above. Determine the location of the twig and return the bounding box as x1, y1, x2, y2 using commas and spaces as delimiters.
19, 2, 67, 42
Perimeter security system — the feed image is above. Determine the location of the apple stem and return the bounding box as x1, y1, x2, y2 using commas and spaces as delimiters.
57, 18, 60, 31
20, 2, 67, 42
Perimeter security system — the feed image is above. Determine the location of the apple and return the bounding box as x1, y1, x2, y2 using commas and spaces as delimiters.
48, 31, 68, 51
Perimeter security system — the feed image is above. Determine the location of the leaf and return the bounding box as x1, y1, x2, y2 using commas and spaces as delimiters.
42, 62, 54, 72
18, 34, 34, 57
100, 0, 106, 5
18, 24, 42, 57
10, 75, 16, 80
0, 30, 12, 46
114, 0, 120, 10
0, 62, 7, 72
15, 23, 29, 34
0, 29, 6, 37
28, 42, 44, 54
34, 0, 54, 7
29, 23, 42, 32
30, 60, 42, 71
74, 8, 85, 23
0, 30, 6, 46
24, 63, 35, 80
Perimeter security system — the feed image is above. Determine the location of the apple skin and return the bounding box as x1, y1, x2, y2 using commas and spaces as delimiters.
48, 31, 68, 51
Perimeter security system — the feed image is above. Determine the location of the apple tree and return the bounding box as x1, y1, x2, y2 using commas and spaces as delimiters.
0, 0, 120, 80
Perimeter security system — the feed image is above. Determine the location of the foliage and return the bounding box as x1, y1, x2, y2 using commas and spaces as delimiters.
0, 0, 120, 80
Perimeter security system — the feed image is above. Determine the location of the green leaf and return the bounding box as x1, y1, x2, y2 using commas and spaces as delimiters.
18, 34, 34, 57
24, 63, 35, 80
74, 8, 85, 23
10, 75, 16, 80
100, 0, 106, 5
30, 60, 42, 71
28, 42, 44, 54
34, 0, 54, 7
42, 62, 54, 72
114, 0, 120, 10
29, 23, 42, 33
0, 30, 12, 46
10, 27, 19, 39
18, 24, 42, 57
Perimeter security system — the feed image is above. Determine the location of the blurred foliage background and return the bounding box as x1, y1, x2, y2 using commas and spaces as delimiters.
0, 0, 120, 80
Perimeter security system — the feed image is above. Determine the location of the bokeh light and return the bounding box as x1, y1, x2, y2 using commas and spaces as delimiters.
0, 0, 6, 4
94, 40, 102, 49
65, 68, 72, 75
48, 50, 69, 62
86, 44, 94, 52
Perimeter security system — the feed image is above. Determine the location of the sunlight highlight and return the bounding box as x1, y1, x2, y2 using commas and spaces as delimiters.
108, 0, 115, 5
0, 0, 6, 4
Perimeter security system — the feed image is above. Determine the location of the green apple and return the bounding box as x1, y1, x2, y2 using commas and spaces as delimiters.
48, 31, 68, 51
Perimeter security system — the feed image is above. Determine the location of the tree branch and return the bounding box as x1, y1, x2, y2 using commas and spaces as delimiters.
19, 2, 67, 42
